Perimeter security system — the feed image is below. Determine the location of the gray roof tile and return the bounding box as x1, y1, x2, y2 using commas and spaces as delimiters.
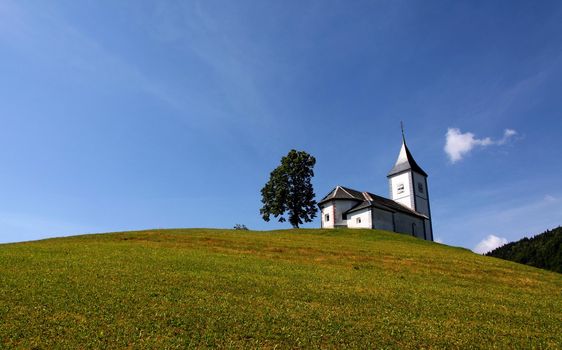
387, 141, 428, 177
319, 185, 427, 219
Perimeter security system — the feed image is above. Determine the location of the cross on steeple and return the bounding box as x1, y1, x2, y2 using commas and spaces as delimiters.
401, 121, 406, 143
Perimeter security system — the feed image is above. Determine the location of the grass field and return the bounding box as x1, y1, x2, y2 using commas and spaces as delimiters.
0, 228, 561, 349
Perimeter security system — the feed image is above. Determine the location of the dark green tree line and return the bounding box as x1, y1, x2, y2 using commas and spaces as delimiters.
487, 226, 562, 273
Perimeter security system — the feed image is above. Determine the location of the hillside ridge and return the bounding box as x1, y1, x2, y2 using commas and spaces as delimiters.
1, 228, 560, 348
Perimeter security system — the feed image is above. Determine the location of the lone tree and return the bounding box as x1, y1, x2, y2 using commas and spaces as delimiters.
260, 149, 318, 228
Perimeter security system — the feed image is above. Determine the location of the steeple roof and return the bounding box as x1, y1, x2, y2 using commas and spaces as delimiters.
387, 137, 428, 177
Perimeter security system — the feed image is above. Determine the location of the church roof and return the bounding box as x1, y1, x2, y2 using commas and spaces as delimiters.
318, 186, 427, 219
346, 192, 428, 219
318, 186, 364, 204
387, 139, 428, 177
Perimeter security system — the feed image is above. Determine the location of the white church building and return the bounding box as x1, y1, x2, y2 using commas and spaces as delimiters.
318, 133, 434, 241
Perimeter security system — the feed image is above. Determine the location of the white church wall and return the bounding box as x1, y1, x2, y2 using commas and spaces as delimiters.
414, 200, 430, 218
389, 172, 414, 210
347, 208, 372, 228
321, 200, 358, 228
412, 172, 432, 240
412, 172, 428, 200
333, 200, 358, 227
393, 212, 425, 239
412, 173, 430, 218
424, 219, 432, 240
320, 203, 334, 228
372, 208, 394, 231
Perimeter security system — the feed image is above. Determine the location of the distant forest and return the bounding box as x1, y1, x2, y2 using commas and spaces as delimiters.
486, 226, 562, 273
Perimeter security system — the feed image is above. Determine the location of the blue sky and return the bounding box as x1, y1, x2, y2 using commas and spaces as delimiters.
1, 1, 561, 252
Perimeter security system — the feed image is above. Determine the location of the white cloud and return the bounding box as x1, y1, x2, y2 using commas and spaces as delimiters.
497, 129, 518, 145
473, 235, 508, 254
444, 128, 491, 163
444, 128, 517, 163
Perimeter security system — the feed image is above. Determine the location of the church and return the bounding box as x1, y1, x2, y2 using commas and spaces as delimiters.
318, 132, 434, 241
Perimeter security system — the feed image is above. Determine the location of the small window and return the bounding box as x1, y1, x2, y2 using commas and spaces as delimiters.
356, 217, 361, 224
325, 214, 330, 222
342, 213, 347, 220
397, 183, 404, 194
418, 182, 424, 193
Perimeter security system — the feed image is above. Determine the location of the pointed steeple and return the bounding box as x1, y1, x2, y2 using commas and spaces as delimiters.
387, 125, 427, 177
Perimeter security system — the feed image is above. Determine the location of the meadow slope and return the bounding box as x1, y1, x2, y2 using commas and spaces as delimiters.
0, 229, 560, 349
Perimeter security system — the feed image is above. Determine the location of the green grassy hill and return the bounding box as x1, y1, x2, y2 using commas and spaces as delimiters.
1, 229, 560, 349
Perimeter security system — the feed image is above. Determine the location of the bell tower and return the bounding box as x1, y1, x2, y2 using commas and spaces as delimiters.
387, 124, 433, 240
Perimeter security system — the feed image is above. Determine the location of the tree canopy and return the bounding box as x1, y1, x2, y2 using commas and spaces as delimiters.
486, 226, 562, 273
260, 150, 317, 228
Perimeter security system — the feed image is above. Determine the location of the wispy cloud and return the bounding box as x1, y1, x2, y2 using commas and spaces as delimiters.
444, 128, 517, 163
497, 129, 517, 145
146, 2, 276, 126
0, 1, 254, 134
0, 1, 183, 111
473, 235, 508, 254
